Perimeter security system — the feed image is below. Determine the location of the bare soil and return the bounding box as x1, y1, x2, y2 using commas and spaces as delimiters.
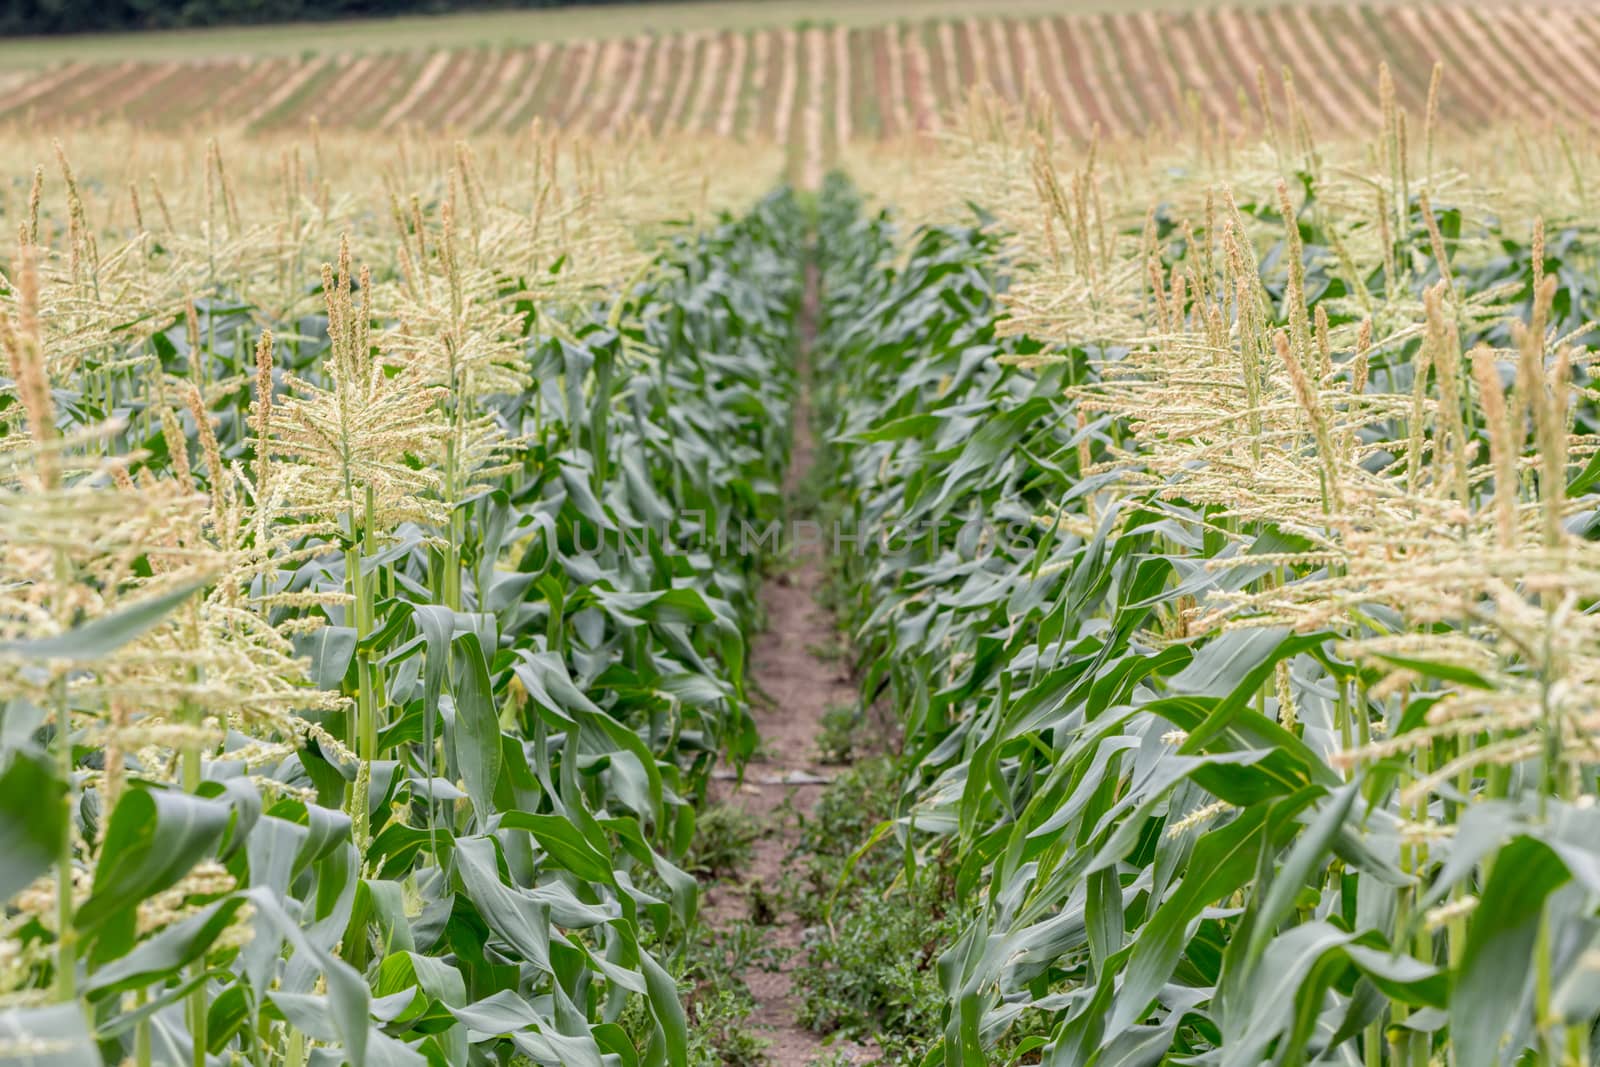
699, 267, 877, 1066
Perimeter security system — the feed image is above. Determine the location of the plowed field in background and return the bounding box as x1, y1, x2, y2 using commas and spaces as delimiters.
1, 3, 1588, 156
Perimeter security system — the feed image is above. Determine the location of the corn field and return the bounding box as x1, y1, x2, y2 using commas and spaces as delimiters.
0, 129, 803, 1064
4, 5, 1600, 1065
820, 74, 1600, 1066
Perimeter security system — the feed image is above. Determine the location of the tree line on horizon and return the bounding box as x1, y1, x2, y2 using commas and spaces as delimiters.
4, 0, 670, 36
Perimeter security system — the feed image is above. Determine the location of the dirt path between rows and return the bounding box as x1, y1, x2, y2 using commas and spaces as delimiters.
700, 264, 875, 1065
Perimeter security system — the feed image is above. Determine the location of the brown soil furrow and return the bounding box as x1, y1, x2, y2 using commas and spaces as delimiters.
189, 57, 272, 127
608, 35, 654, 135
327, 53, 396, 128
1010, 18, 1043, 104
1212, 6, 1274, 123
948, 16, 975, 95
1208, 9, 1269, 127
868, 28, 898, 139
687, 33, 726, 134
850, 27, 878, 137
427, 48, 488, 128
1257, 4, 1361, 136
305, 53, 380, 126
437, 47, 504, 130
275, 54, 353, 128
1032, 17, 1092, 137
0, 61, 90, 118
1127, 11, 1186, 125
49, 61, 150, 123
1036, 15, 1100, 135
240, 53, 336, 129
801, 26, 826, 188
134, 61, 229, 128
1446, 4, 1540, 121
701, 266, 874, 1067
1203, 7, 1260, 127
716, 31, 749, 138
349, 53, 421, 129
883, 22, 914, 136
1560, 6, 1600, 106
97, 61, 184, 123
1540, 8, 1600, 125
532, 45, 582, 127
985, 16, 1018, 100
558, 38, 603, 127
540, 39, 585, 128
832, 25, 852, 145
1385, 5, 1502, 123
961, 17, 992, 98
22, 60, 135, 124
927, 20, 957, 119
578, 36, 629, 133
1230, 7, 1293, 120
1450, 6, 1526, 109
377, 49, 451, 129
1071, 15, 1140, 135
904, 22, 940, 134
9, 8, 1598, 141
1100, 14, 1153, 122
1355, 6, 1432, 114
405, 47, 472, 128
663, 33, 704, 132
1201, 7, 1266, 121
1163, 13, 1231, 128
464, 48, 532, 135
1309, 7, 1387, 130
773, 28, 799, 148
650, 33, 684, 133
750, 29, 776, 139
1466, 6, 1588, 128
820, 28, 841, 162
500, 42, 557, 132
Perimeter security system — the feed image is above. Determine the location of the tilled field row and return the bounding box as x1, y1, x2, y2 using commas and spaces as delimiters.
2, 4, 1591, 150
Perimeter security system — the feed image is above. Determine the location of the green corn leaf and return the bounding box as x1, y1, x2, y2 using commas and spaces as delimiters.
78, 788, 231, 959
501, 811, 617, 886
1453, 836, 1573, 1067
0, 577, 210, 661
450, 631, 502, 825
0, 753, 66, 900
0, 1004, 98, 1065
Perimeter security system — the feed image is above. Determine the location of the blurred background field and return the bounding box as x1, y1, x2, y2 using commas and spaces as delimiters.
0, 0, 1591, 167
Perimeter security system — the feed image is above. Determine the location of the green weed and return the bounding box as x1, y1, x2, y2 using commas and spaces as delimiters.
814, 701, 869, 764
787, 758, 961, 1064
687, 802, 765, 879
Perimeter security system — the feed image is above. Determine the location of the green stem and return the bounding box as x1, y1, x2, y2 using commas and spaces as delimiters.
181, 703, 206, 1067
359, 484, 381, 763
1336, 679, 1354, 778
345, 532, 370, 758
443, 433, 462, 613
135, 988, 152, 1067
189, 978, 209, 1067
52, 671, 75, 1002
1536, 907, 1558, 1066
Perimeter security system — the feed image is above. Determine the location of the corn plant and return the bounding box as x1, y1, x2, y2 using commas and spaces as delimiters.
0, 131, 801, 1066
813, 98, 1600, 1066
